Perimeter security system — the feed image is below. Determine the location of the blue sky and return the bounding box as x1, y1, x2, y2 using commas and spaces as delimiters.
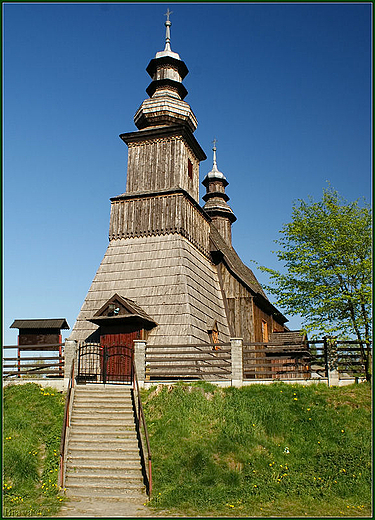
3, 2, 372, 346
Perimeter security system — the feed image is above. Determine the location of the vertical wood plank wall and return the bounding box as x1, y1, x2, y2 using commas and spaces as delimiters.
126, 137, 200, 203
109, 192, 211, 257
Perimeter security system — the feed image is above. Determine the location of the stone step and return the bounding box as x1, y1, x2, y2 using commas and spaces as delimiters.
66, 474, 144, 485
76, 382, 131, 390
73, 404, 133, 416
70, 421, 136, 430
74, 390, 132, 397
65, 481, 145, 495
71, 408, 134, 415
72, 395, 133, 402
68, 439, 139, 450
67, 447, 141, 458
68, 425, 136, 434
66, 463, 142, 474
70, 414, 135, 428
69, 429, 137, 438
74, 392, 133, 398
65, 486, 146, 501
68, 440, 139, 449
72, 403, 134, 411
66, 453, 142, 464
72, 397, 132, 402
73, 400, 133, 407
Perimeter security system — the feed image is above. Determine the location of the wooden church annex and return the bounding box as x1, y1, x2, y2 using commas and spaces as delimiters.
66, 12, 297, 382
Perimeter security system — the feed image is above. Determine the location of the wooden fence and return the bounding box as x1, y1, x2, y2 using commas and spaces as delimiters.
307, 339, 367, 379
145, 340, 367, 382
3, 339, 368, 382
243, 343, 310, 380
3, 343, 64, 379
243, 339, 367, 381
145, 343, 232, 381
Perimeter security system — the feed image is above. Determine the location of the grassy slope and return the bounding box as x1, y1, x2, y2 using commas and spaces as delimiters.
142, 381, 372, 517
3, 383, 66, 517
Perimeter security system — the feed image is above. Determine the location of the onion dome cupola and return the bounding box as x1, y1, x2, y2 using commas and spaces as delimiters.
134, 9, 198, 132
203, 140, 237, 246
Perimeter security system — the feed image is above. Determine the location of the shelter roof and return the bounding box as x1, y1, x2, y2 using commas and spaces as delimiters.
269, 330, 307, 345
10, 319, 70, 330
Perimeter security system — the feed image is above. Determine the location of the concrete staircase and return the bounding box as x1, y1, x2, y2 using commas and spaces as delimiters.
64, 384, 147, 502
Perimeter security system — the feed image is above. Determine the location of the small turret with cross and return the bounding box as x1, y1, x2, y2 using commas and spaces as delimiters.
202, 140, 236, 246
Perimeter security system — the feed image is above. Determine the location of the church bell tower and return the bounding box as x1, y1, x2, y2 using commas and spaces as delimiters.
70, 13, 231, 345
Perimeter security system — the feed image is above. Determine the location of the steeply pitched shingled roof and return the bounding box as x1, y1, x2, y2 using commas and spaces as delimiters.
209, 224, 268, 299
10, 319, 70, 330
209, 224, 287, 323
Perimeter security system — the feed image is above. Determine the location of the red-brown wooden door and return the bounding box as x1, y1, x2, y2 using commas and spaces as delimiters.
100, 331, 140, 383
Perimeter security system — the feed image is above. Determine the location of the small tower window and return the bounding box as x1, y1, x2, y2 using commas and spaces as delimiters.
187, 159, 193, 179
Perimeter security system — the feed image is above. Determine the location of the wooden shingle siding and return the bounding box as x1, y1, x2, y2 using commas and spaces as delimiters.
70, 235, 230, 345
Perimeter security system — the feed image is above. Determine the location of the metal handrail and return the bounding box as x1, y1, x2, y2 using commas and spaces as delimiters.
132, 360, 152, 497
58, 358, 75, 488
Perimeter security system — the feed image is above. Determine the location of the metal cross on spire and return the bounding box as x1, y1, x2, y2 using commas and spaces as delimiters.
212, 138, 218, 169
164, 8, 173, 52
165, 8, 173, 21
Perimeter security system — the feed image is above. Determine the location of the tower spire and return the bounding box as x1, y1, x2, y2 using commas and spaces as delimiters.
133, 9, 199, 132
164, 8, 173, 52
202, 140, 236, 245
212, 138, 219, 172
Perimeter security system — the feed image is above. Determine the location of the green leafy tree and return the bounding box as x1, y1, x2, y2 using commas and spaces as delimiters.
260, 186, 372, 380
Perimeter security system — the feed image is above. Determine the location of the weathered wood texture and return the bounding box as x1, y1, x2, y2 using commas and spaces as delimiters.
18, 333, 61, 345
243, 344, 310, 380
126, 136, 200, 203
69, 234, 230, 345
253, 305, 284, 343
109, 192, 210, 256
217, 262, 255, 342
145, 344, 231, 380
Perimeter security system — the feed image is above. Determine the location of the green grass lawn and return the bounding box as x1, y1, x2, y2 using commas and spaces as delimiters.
142, 381, 372, 517
3, 383, 66, 517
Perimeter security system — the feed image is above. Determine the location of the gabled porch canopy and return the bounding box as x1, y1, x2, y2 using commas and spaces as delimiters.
87, 293, 157, 330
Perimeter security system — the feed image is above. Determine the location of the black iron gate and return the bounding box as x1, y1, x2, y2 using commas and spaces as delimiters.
77, 342, 133, 384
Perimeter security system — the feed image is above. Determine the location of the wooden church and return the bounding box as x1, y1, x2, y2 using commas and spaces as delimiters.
69, 14, 290, 351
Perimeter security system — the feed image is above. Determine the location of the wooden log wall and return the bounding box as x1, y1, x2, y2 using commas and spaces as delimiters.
217, 263, 255, 342
126, 137, 200, 203
109, 192, 211, 257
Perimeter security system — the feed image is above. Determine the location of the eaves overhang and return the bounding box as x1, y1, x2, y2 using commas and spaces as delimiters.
119, 124, 207, 162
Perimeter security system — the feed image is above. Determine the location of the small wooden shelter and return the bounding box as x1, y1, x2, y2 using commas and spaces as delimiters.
9, 319, 69, 378
10, 319, 69, 346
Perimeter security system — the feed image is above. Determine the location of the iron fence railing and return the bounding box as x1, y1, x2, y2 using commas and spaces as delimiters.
132, 359, 152, 497
58, 358, 75, 489
76, 343, 133, 384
